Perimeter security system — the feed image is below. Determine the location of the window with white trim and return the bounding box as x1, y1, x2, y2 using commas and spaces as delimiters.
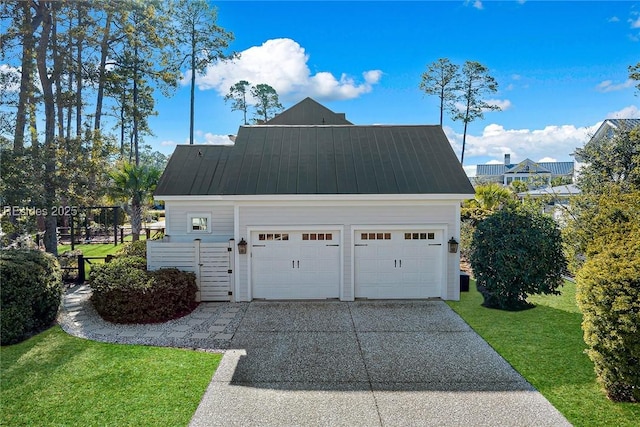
187, 214, 212, 233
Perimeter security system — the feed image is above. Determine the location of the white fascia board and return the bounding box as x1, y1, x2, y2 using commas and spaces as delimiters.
156, 193, 474, 203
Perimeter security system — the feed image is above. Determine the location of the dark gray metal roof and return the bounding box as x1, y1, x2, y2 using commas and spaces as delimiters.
265, 97, 353, 125
477, 160, 574, 177
155, 125, 474, 196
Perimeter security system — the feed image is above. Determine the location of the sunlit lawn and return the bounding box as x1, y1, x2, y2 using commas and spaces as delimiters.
58, 235, 148, 279
1, 327, 221, 427
447, 280, 640, 427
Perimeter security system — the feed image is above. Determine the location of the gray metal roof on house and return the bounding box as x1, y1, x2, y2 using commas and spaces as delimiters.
477, 159, 574, 177
265, 97, 353, 125
606, 118, 640, 130
518, 184, 581, 198
155, 125, 474, 196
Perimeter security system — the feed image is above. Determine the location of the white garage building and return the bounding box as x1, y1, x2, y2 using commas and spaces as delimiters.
149, 98, 474, 302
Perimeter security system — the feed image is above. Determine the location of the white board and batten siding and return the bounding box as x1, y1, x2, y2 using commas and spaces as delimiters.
235, 201, 461, 302
163, 201, 234, 243
147, 240, 234, 302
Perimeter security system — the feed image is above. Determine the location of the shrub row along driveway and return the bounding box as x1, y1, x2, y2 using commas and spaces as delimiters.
190, 300, 570, 426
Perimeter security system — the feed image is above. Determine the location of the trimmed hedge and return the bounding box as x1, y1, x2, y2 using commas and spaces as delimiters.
89, 256, 198, 324
0, 250, 63, 345
470, 208, 566, 310
576, 231, 640, 402
116, 240, 147, 258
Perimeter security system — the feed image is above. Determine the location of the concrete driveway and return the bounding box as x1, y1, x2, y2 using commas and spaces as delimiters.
190, 300, 570, 426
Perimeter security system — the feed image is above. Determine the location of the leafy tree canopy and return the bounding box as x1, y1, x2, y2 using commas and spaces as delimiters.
470, 207, 566, 310
575, 125, 640, 194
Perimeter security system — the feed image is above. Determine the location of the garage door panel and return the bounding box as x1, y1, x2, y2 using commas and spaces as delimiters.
354, 229, 443, 299
252, 230, 340, 299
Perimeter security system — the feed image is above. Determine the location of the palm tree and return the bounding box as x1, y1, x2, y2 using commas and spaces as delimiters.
108, 162, 161, 241
462, 183, 515, 226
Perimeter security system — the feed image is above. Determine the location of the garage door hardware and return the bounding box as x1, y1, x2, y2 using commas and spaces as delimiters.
291, 260, 300, 268
325, 244, 340, 247
394, 259, 403, 268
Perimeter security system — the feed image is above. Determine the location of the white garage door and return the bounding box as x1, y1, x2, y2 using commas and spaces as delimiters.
251, 230, 340, 299
354, 229, 444, 299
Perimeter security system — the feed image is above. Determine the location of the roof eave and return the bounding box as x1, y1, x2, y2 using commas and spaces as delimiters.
156, 193, 475, 202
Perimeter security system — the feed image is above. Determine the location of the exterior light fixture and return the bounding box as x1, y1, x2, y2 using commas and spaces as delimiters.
448, 237, 459, 254
238, 238, 248, 254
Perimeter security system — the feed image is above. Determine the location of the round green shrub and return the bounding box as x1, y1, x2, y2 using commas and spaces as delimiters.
470, 208, 566, 310
116, 240, 147, 258
0, 250, 63, 345
89, 256, 197, 323
576, 231, 640, 402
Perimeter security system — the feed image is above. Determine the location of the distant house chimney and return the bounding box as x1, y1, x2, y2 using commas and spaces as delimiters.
504, 154, 511, 165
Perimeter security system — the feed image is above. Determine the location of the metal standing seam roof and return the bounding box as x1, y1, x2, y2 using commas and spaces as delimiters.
476, 160, 574, 177
155, 125, 475, 196
265, 97, 353, 125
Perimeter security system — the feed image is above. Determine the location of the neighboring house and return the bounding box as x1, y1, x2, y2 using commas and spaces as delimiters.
583, 118, 640, 149
149, 97, 474, 302
517, 184, 581, 222
573, 118, 640, 175
475, 154, 574, 187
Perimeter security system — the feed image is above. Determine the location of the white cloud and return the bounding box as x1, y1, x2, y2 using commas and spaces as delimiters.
444, 122, 598, 165
537, 157, 557, 163
191, 38, 382, 102
486, 98, 512, 111
199, 133, 235, 145
606, 105, 640, 119
463, 165, 477, 177
629, 16, 640, 29
596, 79, 635, 92
160, 140, 178, 147
464, 0, 483, 10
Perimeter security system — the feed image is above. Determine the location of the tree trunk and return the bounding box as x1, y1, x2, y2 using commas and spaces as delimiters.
35, 2, 59, 255
130, 198, 142, 242
461, 120, 469, 166
94, 11, 112, 131
75, 3, 84, 137
189, 20, 196, 145
14, 1, 42, 152
132, 45, 140, 166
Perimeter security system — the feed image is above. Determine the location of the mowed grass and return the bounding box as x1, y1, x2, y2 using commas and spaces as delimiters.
58, 234, 146, 256
1, 327, 221, 427
58, 236, 147, 278
447, 280, 640, 427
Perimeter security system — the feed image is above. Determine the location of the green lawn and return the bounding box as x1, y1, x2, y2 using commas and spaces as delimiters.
1, 327, 221, 427
447, 280, 640, 427
58, 237, 146, 280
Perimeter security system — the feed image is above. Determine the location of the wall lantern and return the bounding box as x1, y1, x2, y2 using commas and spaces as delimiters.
237, 238, 248, 254
448, 237, 459, 254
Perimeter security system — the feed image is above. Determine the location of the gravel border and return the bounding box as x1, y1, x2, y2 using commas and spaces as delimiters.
57, 284, 248, 353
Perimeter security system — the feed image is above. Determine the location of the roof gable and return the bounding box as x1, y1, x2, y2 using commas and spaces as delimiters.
477, 160, 574, 177
588, 118, 640, 145
265, 97, 353, 125
505, 159, 552, 174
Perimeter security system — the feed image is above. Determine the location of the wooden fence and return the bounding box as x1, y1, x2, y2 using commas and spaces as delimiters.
147, 240, 234, 302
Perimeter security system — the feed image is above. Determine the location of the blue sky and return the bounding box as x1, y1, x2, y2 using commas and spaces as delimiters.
149, 0, 640, 176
